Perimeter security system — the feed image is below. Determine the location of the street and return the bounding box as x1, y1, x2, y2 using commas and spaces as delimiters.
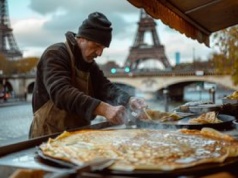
0, 101, 32, 146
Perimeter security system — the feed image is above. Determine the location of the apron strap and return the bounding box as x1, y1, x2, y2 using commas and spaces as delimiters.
65, 41, 76, 82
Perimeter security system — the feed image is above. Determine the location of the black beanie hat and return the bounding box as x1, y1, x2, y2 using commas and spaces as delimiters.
76, 12, 112, 47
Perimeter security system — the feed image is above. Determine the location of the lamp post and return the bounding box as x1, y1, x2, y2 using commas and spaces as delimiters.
210, 87, 216, 104
197, 85, 202, 100
163, 88, 169, 112
2, 78, 7, 102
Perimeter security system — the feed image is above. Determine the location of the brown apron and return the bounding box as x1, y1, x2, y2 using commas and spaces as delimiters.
29, 42, 94, 138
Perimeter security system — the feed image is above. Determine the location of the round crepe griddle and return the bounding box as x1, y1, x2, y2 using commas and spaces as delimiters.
136, 114, 235, 131
36, 125, 238, 177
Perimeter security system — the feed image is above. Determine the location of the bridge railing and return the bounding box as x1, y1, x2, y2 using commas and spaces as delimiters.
104, 69, 229, 78
0, 69, 230, 79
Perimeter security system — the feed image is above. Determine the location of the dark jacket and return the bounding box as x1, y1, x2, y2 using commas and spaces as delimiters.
32, 31, 131, 122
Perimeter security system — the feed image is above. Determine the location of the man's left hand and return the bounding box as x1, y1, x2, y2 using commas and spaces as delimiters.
129, 97, 148, 110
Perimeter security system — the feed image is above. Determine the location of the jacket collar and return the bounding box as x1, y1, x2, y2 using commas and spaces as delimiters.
65, 31, 95, 71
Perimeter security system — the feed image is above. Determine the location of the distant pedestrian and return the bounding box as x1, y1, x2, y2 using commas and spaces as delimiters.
24, 89, 27, 101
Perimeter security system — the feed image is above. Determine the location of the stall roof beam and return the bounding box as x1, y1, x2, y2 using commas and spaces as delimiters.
127, 0, 238, 46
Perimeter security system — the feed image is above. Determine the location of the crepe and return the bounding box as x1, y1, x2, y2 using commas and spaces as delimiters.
144, 109, 181, 122
39, 128, 238, 171
189, 111, 222, 124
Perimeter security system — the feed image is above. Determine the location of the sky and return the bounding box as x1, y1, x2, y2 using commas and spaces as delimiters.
8, 0, 215, 67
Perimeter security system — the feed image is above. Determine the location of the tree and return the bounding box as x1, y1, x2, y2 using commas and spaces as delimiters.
211, 25, 238, 84
0, 54, 14, 75
0, 54, 7, 73
14, 57, 38, 74
0, 56, 39, 75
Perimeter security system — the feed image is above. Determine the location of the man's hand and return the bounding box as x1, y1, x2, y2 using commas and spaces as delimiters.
105, 105, 127, 124
129, 97, 148, 110
129, 97, 148, 120
94, 102, 127, 124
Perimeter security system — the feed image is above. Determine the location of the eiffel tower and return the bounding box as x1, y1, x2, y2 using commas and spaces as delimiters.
0, 0, 22, 59
124, 9, 171, 70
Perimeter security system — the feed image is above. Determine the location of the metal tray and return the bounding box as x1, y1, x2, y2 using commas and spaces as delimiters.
222, 98, 238, 105
189, 104, 222, 114
136, 114, 235, 130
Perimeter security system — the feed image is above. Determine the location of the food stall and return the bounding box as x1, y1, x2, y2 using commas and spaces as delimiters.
1, 1, 238, 177
126, 0, 238, 47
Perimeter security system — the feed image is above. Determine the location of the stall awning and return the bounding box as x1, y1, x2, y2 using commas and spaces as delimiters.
127, 0, 238, 46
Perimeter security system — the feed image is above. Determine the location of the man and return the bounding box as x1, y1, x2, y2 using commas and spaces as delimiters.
29, 12, 147, 138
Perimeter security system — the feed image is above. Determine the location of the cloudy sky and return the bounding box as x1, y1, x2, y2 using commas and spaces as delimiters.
8, 0, 215, 67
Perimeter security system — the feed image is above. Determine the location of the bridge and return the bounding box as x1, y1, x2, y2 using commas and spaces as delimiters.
107, 70, 238, 100
0, 70, 237, 101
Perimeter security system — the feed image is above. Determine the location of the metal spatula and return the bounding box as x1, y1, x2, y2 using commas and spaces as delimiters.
142, 108, 153, 120
50, 158, 115, 178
